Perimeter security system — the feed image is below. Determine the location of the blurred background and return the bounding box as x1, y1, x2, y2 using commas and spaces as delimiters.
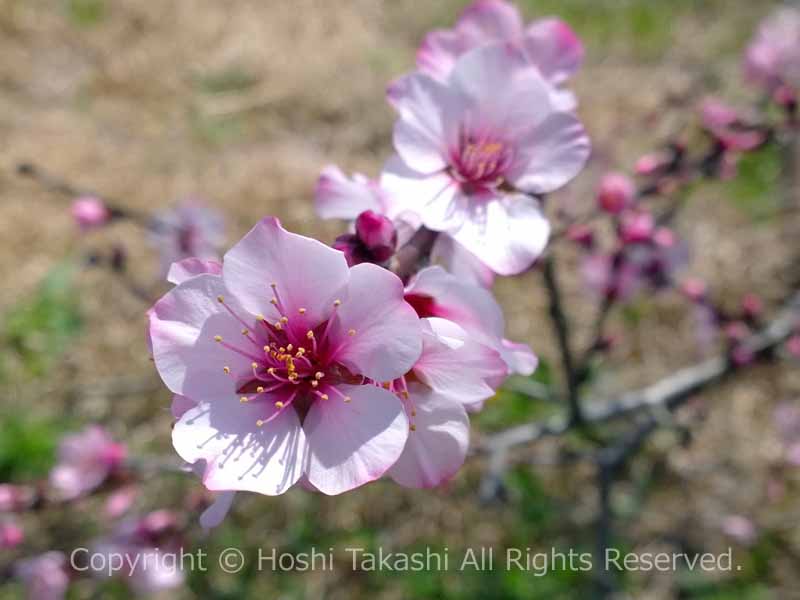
1, 0, 799, 598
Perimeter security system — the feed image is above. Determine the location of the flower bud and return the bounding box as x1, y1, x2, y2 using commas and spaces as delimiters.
597, 172, 635, 214
355, 210, 397, 262
0, 522, 23, 549
71, 196, 111, 231
566, 223, 594, 249
741, 293, 763, 320
680, 278, 707, 303
619, 210, 654, 244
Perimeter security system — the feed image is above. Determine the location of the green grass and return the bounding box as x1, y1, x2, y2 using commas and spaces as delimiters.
65, 0, 106, 27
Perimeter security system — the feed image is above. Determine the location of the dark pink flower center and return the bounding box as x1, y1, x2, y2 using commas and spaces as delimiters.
214, 286, 362, 424
449, 133, 514, 188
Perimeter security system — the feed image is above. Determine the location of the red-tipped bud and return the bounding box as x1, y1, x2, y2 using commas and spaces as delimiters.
71, 196, 111, 231
597, 172, 635, 214
355, 210, 397, 262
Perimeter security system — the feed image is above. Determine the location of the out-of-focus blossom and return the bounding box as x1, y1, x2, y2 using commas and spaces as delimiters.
105, 486, 138, 519
149, 200, 225, 277
698, 97, 767, 179
565, 223, 595, 249
581, 253, 641, 302
71, 196, 111, 231
91, 510, 184, 595
150, 217, 422, 496
314, 165, 493, 286
0, 484, 35, 512
618, 210, 654, 244
741, 293, 763, 321
787, 334, 800, 358
384, 44, 589, 275
333, 210, 398, 266
15, 552, 70, 600
403, 266, 537, 376
49, 426, 126, 501
744, 8, 800, 96
720, 514, 758, 545
634, 152, 671, 177
597, 172, 635, 214
0, 520, 23, 549
416, 0, 583, 109
681, 277, 708, 303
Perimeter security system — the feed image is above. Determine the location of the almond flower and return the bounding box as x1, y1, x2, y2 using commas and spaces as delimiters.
383, 43, 590, 275
403, 266, 537, 380
314, 165, 494, 286
14, 552, 69, 600
149, 217, 423, 496
744, 8, 800, 96
49, 426, 126, 501
149, 200, 225, 277
387, 317, 507, 488
416, 0, 583, 110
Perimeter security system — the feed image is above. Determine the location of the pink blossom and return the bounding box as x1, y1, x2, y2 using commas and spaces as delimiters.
149, 217, 423, 496
0, 520, 23, 549
787, 334, 800, 358
90, 510, 184, 594
634, 152, 670, 176
149, 200, 225, 277
597, 172, 635, 214
0, 484, 35, 512
403, 266, 537, 377
720, 515, 758, 545
105, 486, 137, 519
383, 43, 589, 275
71, 196, 111, 231
581, 253, 641, 302
744, 8, 800, 94
386, 316, 507, 487
416, 0, 583, 109
49, 426, 126, 500
618, 210, 654, 244
314, 165, 494, 286
15, 552, 70, 600
699, 97, 766, 154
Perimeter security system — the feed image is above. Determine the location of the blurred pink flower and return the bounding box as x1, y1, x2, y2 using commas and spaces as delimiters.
105, 486, 137, 519
384, 44, 589, 275
91, 510, 184, 595
744, 8, 800, 94
149, 200, 224, 277
0, 484, 35, 512
15, 552, 69, 600
416, 0, 583, 109
49, 426, 126, 500
720, 514, 758, 545
0, 520, 23, 549
149, 217, 423, 496
71, 196, 110, 231
597, 172, 635, 214
404, 266, 537, 377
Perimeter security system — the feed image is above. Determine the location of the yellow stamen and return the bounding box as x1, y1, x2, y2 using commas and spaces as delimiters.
315, 372, 324, 379
256, 386, 264, 393
298, 307, 307, 314
348, 329, 356, 336
275, 401, 284, 408
256, 314, 266, 322
214, 335, 222, 342
256, 420, 264, 427
333, 299, 342, 307
217, 295, 224, 303
223, 366, 231, 374
241, 328, 249, 335
410, 424, 417, 432
240, 396, 249, 403
320, 394, 329, 400
311, 380, 319, 388
306, 330, 315, 339
344, 396, 352, 403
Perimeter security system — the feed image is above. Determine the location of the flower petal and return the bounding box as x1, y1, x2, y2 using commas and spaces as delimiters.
388, 73, 458, 174
450, 194, 550, 275
173, 397, 307, 496
199, 491, 236, 530
523, 18, 584, 85
430, 234, 495, 288
405, 265, 505, 340
416, 29, 464, 80
314, 165, 383, 220
380, 155, 464, 231
149, 274, 255, 402
389, 384, 469, 488
456, 0, 523, 41
331, 263, 422, 382
305, 384, 408, 495
507, 111, 590, 194
167, 258, 222, 285
414, 318, 505, 406
499, 339, 538, 377
223, 217, 350, 327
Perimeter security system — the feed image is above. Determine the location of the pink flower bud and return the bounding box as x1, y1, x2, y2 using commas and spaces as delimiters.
653, 227, 676, 248
681, 278, 707, 302
619, 210, 654, 244
71, 196, 111, 231
0, 484, 35, 512
731, 343, 754, 366
700, 97, 739, 129
741, 293, 763, 320
566, 223, 594, 249
355, 210, 397, 262
635, 153, 667, 176
597, 172, 635, 214
0, 522, 23, 549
